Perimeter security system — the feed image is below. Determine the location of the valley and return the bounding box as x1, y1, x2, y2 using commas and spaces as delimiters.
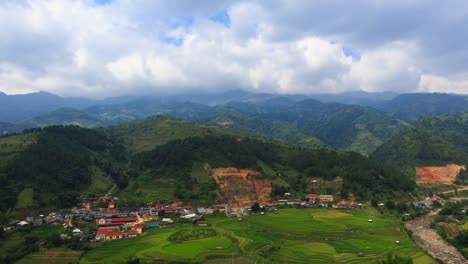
1, 92, 467, 264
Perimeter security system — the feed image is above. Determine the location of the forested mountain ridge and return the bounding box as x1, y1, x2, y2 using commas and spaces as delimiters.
4, 91, 468, 157
372, 93, 468, 122
0, 114, 417, 211
371, 112, 468, 167
225, 99, 407, 154
0, 126, 128, 211
129, 135, 414, 203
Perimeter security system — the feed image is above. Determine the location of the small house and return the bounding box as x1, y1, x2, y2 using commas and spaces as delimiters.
134, 224, 143, 234
319, 195, 334, 203
105, 231, 123, 240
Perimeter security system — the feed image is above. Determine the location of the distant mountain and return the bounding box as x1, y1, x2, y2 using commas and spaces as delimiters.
371, 112, 468, 167
0, 122, 32, 135
373, 93, 468, 121
198, 108, 322, 147
1, 95, 407, 154
18, 108, 104, 128
0, 91, 94, 122
309, 90, 399, 105
225, 99, 407, 154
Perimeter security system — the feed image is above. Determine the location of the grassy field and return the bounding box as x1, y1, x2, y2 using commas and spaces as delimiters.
80, 208, 434, 263
0, 133, 36, 165
88, 167, 114, 194
16, 187, 34, 208
18, 247, 83, 264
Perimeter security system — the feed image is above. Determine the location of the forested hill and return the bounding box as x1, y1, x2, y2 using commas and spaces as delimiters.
373, 93, 468, 122
225, 99, 407, 154
102, 115, 232, 153
0, 126, 128, 211
371, 112, 468, 167
131, 135, 414, 201
0, 121, 416, 211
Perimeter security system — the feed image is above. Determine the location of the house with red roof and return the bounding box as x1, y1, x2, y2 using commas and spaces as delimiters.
95, 227, 115, 240
106, 231, 123, 240
96, 217, 137, 226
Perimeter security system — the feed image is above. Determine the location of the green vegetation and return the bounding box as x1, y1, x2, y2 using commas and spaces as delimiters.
372, 113, 468, 167
0, 133, 36, 165
16, 188, 34, 208
103, 115, 231, 153
0, 126, 128, 211
225, 99, 407, 154
80, 208, 433, 263
432, 201, 468, 258
168, 228, 217, 242
202, 109, 323, 148
0, 225, 64, 263
128, 135, 413, 202
377, 93, 468, 122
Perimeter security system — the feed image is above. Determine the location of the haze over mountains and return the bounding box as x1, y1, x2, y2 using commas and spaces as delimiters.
2, 90, 468, 154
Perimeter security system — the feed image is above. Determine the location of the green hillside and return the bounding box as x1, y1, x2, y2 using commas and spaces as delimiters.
102, 115, 232, 153
123, 135, 413, 204
227, 100, 408, 154
200, 109, 322, 147
0, 115, 416, 211
375, 93, 468, 122
18, 108, 104, 128
371, 112, 468, 167
0, 126, 127, 211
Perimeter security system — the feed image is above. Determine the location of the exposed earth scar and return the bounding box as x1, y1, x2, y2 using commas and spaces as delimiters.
405, 210, 466, 264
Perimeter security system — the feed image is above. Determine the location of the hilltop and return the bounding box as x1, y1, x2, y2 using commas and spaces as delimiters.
372, 112, 468, 167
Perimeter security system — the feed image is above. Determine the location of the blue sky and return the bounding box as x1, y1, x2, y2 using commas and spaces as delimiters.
0, 0, 467, 97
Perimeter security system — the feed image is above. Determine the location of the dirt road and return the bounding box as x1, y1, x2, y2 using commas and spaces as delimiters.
405, 210, 466, 264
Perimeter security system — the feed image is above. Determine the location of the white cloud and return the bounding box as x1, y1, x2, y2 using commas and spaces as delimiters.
418, 75, 468, 95
0, 0, 467, 97
347, 42, 421, 92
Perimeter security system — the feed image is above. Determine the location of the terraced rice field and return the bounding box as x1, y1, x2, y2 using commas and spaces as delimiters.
18, 248, 83, 264
80, 208, 434, 263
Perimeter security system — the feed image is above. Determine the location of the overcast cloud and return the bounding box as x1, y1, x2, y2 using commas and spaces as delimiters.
0, 0, 467, 97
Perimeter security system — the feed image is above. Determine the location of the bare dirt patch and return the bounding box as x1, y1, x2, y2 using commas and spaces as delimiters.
210, 167, 272, 207
405, 211, 466, 264
416, 164, 465, 185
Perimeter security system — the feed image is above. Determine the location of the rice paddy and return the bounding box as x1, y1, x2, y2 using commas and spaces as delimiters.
80, 208, 434, 263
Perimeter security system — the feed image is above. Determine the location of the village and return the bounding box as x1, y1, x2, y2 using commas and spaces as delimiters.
2, 187, 448, 245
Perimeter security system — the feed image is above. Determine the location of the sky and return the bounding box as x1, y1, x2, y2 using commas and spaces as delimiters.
1, 0, 468, 98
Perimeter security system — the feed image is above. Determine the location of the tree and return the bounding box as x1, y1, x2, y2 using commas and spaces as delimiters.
128, 257, 140, 264
251, 202, 261, 212
385, 200, 396, 210
378, 253, 413, 264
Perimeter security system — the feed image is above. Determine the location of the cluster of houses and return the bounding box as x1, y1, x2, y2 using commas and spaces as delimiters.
91, 200, 222, 241
4, 210, 75, 232
412, 195, 443, 208
275, 193, 363, 209
95, 224, 142, 241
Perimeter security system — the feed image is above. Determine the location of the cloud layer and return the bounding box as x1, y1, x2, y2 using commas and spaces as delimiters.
0, 0, 467, 97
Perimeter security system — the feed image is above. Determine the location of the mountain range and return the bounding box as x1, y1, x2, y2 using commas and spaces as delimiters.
1, 90, 468, 155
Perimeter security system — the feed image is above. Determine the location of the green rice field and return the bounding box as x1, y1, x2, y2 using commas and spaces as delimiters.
80, 208, 434, 263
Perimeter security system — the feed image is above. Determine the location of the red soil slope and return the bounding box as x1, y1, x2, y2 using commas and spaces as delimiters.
211, 167, 272, 207
416, 164, 465, 185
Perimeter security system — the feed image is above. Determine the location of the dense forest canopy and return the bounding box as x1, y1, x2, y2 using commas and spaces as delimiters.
0, 126, 127, 211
